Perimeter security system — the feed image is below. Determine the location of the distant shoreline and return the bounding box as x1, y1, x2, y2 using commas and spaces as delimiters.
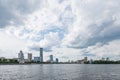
1, 63, 120, 65
0, 63, 74, 65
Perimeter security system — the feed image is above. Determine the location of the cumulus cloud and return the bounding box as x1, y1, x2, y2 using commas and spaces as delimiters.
28, 32, 60, 52
86, 40, 120, 60
1, 0, 74, 52
62, 0, 120, 49
0, 0, 45, 28
0, 0, 120, 60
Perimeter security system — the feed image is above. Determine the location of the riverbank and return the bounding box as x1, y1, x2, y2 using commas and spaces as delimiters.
0, 62, 77, 65
1, 63, 120, 65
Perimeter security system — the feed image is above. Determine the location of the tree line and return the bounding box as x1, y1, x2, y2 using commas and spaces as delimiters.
85, 60, 120, 64
0, 58, 18, 64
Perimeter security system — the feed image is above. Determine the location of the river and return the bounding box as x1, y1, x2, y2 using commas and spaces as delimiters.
0, 64, 120, 80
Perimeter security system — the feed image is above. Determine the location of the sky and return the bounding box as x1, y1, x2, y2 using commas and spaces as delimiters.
0, 0, 120, 61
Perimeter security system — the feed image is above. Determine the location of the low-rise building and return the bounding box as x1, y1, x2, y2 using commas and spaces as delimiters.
0, 57, 5, 61
34, 57, 40, 62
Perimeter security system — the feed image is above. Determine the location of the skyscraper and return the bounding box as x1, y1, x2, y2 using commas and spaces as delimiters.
89, 59, 93, 64
84, 57, 87, 62
50, 55, 53, 63
40, 48, 43, 62
18, 50, 24, 63
56, 58, 59, 63
28, 53, 32, 62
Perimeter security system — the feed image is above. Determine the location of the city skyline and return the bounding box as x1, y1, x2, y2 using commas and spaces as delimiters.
0, 48, 113, 63
0, 0, 120, 62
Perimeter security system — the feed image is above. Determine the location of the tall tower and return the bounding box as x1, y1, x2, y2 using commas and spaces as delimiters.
40, 48, 43, 62
84, 57, 87, 62
50, 55, 53, 63
56, 58, 59, 63
18, 50, 24, 64
28, 53, 32, 62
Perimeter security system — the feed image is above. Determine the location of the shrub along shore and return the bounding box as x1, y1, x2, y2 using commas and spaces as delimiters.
1, 58, 120, 64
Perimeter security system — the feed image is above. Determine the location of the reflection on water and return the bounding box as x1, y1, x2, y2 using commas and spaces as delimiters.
0, 64, 120, 80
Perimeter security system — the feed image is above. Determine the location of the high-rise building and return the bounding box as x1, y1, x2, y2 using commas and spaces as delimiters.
50, 55, 53, 63
18, 50, 24, 63
40, 48, 43, 62
28, 53, 32, 62
102, 57, 105, 61
56, 58, 59, 63
84, 57, 87, 62
89, 59, 93, 64
106, 57, 109, 61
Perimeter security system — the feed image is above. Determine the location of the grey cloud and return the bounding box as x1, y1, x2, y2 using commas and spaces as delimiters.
7, 0, 43, 14
60, 56, 69, 59
29, 46, 52, 52
88, 19, 120, 46
0, 4, 16, 27
59, 5, 76, 27
0, 0, 44, 28
62, 0, 120, 49
67, 17, 120, 48
58, 0, 65, 4
82, 52, 96, 57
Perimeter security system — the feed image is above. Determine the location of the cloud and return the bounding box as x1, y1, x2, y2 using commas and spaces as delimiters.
1, 0, 74, 52
86, 40, 120, 59
0, 30, 28, 58
62, 0, 120, 49
0, 0, 120, 61
0, 0, 45, 28
28, 32, 60, 52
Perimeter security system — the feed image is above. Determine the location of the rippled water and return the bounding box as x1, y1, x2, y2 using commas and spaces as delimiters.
0, 64, 120, 80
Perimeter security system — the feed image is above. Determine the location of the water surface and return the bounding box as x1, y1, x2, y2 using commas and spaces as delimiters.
0, 64, 120, 80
